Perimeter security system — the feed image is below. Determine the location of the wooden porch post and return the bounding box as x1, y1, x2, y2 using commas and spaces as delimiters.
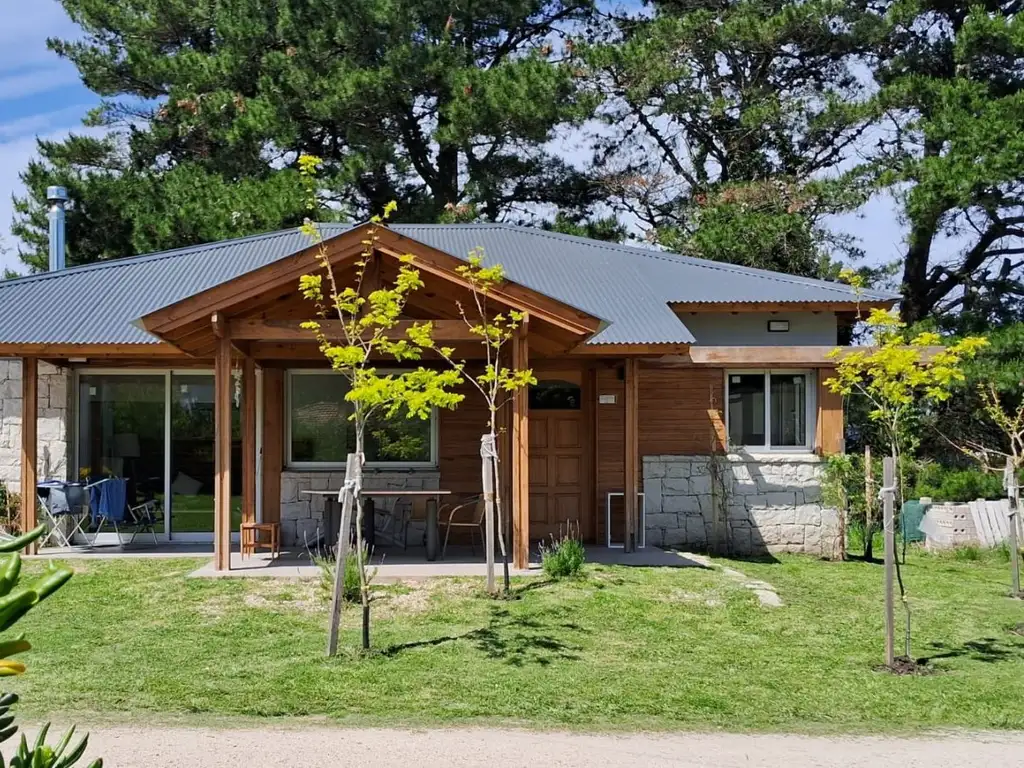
261, 368, 283, 526
241, 357, 257, 526
623, 358, 639, 553
214, 328, 233, 571
511, 317, 530, 568
19, 358, 38, 553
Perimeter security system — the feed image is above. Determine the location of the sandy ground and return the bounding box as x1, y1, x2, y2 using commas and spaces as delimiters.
25, 724, 1024, 767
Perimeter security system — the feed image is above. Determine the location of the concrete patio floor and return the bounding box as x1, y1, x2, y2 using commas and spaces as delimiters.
34, 540, 707, 579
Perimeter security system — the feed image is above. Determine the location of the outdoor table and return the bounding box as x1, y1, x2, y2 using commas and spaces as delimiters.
300, 489, 452, 561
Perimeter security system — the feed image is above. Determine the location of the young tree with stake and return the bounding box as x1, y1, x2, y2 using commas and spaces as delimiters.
411, 249, 536, 594
827, 309, 986, 665
297, 156, 464, 653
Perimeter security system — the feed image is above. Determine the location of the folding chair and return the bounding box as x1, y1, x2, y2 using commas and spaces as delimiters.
90, 478, 129, 547
127, 498, 161, 545
36, 481, 89, 547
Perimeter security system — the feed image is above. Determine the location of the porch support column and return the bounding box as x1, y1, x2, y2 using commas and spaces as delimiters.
19, 358, 38, 552
511, 317, 530, 569
241, 357, 257, 526
623, 358, 639, 553
214, 327, 233, 571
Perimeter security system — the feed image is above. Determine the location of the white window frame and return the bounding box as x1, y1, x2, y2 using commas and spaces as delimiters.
285, 369, 439, 469
724, 369, 816, 452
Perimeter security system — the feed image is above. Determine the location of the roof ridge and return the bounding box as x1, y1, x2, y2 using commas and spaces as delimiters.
464, 223, 894, 301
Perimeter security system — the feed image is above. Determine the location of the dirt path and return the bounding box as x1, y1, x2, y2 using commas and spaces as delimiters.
30, 724, 1024, 767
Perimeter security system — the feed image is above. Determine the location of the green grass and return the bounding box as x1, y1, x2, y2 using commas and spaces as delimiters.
8, 549, 1024, 731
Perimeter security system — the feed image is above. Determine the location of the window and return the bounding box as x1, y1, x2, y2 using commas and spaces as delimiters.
727, 371, 813, 450
529, 380, 582, 410
287, 372, 435, 466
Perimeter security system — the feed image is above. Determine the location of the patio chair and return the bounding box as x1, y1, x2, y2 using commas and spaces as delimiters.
89, 478, 129, 547
36, 480, 89, 547
439, 496, 485, 560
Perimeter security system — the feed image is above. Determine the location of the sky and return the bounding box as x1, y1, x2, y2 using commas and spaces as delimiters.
0, 0, 911, 279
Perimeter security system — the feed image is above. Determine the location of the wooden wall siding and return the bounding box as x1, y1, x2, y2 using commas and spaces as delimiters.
261, 368, 284, 525
438, 377, 492, 500
638, 368, 726, 456
815, 367, 845, 455
595, 367, 625, 546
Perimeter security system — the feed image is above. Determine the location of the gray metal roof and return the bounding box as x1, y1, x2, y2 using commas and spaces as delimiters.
0, 222, 896, 347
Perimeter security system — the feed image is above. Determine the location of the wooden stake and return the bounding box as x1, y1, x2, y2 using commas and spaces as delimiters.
864, 445, 874, 560
883, 456, 895, 667
327, 453, 358, 657
481, 434, 496, 594
1007, 458, 1021, 597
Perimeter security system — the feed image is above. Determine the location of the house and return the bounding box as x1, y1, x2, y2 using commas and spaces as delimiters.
0, 218, 897, 569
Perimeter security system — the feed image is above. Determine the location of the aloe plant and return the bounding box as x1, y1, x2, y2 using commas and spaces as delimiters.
0, 525, 100, 768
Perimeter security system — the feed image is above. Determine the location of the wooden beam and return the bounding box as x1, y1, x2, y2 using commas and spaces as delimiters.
570, 343, 691, 357
241, 357, 257, 525
815, 367, 845, 455
213, 334, 233, 571
623, 358, 639, 553
375, 237, 601, 336
228, 318, 480, 342
511, 316, 530, 569
0, 343, 188, 360
674, 345, 945, 367
261, 368, 284, 525
19, 358, 37, 553
670, 300, 895, 313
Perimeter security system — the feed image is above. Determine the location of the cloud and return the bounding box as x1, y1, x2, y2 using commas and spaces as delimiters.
0, 116, 103, 275
0, 3, 80, 72
0, 66, 82, 101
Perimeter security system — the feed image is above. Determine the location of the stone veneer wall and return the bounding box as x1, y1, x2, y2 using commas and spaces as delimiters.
642, 453, 840, 557
278, 468, 441, 547
0, 360, 71, 493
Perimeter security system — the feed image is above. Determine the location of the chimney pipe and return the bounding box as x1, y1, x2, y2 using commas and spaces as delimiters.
47, 185, 68, 272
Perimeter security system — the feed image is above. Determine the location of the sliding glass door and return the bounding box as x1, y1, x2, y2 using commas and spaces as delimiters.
170, 374, 242, 536
76, 370, 246, 541
77, 373, 167, 534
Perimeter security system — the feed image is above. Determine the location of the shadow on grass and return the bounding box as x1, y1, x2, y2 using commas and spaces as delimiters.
383, 605, 585, 666
921, 637, 1024, 664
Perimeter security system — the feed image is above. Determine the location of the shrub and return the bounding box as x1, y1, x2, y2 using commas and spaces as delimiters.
314, 544, 376, 603
540, 527, 585, 580
912, 465, 1005, 503
0, 484, 19, 535
952, 544, 982, 562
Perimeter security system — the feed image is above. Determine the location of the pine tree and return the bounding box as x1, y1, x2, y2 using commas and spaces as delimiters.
13, 0, 598, 270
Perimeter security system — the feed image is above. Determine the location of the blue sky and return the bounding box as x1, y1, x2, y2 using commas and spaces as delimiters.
0, 1, 911, 279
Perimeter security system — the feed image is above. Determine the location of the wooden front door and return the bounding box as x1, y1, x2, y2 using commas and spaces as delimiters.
528, 376, 589, 542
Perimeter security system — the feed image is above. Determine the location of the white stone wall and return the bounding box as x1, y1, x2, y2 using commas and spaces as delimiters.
278, 468, 441, 546
643, 453, 841, 558
0, 360, 72, 492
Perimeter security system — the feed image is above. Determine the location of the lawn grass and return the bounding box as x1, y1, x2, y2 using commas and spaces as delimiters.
7, 548, 1024, 731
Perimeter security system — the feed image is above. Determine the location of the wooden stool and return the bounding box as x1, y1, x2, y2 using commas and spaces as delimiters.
240, 521, 280, 559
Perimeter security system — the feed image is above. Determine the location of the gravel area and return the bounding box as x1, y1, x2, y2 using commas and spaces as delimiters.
24, 724, 1024, 767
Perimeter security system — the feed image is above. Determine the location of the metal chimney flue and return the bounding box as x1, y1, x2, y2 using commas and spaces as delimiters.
47, 185, 68, 272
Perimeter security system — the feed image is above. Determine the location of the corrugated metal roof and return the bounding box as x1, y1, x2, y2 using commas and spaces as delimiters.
389, 224, 691, 344
0, 222, 897, 347
0, 227, 326, 345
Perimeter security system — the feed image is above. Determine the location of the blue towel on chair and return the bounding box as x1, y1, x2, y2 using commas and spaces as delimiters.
93, 479, 128, 525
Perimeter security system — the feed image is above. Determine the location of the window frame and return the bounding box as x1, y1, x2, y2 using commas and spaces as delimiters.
724, 369, 816, 452
285, 369, 439, 469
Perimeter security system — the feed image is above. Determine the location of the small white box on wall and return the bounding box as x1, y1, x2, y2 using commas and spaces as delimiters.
598, 394, 617, 405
